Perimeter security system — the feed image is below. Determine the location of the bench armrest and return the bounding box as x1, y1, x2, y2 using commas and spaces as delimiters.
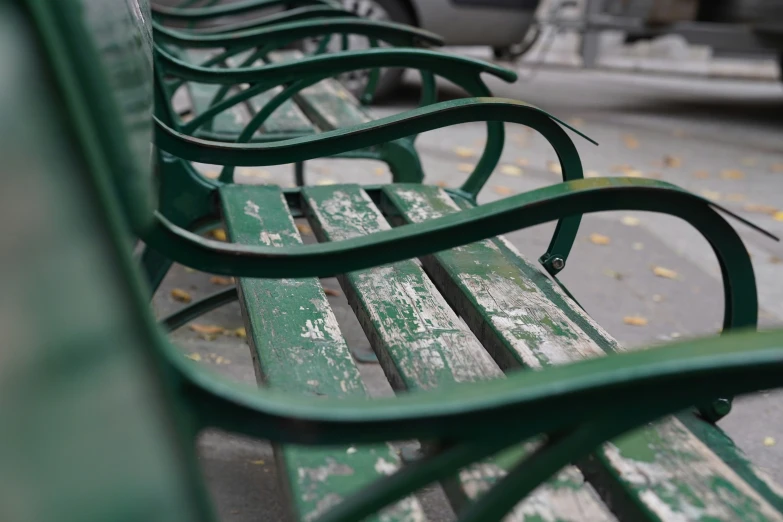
152, 0, 337, 22
164, 5, 357, 35
154, 17, 444, 50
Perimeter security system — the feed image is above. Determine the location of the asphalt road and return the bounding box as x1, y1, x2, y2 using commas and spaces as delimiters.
155, 65, 783, 521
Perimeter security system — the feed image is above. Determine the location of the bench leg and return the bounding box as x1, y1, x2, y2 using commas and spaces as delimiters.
295, 161, 305, 186
381, 138, 424, 184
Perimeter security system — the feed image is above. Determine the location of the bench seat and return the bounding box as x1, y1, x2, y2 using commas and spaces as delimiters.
219, 182, 783, 522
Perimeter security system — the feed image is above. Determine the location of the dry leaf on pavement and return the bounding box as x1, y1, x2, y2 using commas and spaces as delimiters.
296, 223, 313, 235
589, 233, 611, 246
721, 169, 745, 180
492, 186, 515, 196
744, 204, 779, 215
499, 164, 523, 176
764, 437, 776, 447
623, 316, 649, 327
585, 170, 600, 178
622, 134, 640, 149
774, 211, 783, 222
726, 193, 747, 202
375, 167, 387, 176
317, 179, 337, 186
621, 216, 640, 227
569, 117, 585, 127
693, 170, 710, 179
516, 158, 529, 166
189, 324, 225, 335
186, 353, 202, 362
209, 276, 233, 286
457, 163, 476, 173
547, 161, 562, 175
233, 327, 247, 339
454, 146, 476, 158
699, 190, 721, 201
435, 181, 448, 188
171, 288, 192, 303
652, 266, 679, 279
663, 155, 682, 168
323, 287, 341, 297
211, 229, 227, 241
203, 170, 220, 180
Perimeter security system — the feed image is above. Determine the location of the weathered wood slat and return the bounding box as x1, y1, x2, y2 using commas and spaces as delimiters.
220, 185, 424, 522
268, 50, 372, 130
303, 184, 615, 522
383, 184, 783, 522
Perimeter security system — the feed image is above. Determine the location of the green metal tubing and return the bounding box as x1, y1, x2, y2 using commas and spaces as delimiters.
153, 18, 444, 50
143, 179, 758, 336
152, 0, 333, 22
170, 327, 783, 447
167, 6, 356, 35
162, 288, 239, 332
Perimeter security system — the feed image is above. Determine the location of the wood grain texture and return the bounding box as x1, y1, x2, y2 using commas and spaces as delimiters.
268, 51, 372, 131
303, 184, 614, 521
383, 184, 783, 522
220, 185, 424, 522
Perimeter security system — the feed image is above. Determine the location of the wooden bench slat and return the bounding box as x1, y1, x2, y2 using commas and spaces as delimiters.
302, 184, 616, 522
383, 184, 783, 522
268, 51, 373, 130
220, 185, 424, 522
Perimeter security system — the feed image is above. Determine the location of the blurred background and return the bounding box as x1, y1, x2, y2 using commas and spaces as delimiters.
155, 1, 783, 520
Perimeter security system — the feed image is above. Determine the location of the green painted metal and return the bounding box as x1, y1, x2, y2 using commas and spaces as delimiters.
162, 287, 239, 332
220, 184, 423, 521
151, 0, 338, 23
18, 0, 783, 520
382, 184, 777, 521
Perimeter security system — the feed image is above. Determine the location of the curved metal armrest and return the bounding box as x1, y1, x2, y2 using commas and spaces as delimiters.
152, 0, 335, 22
144, 176, 759, 335
164, 5, 357, 35
154, 17, 443, 50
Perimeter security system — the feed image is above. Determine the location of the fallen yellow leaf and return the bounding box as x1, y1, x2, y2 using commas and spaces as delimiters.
186, 353, 202, 362
764, 437, 776, 447
435, 180, 448, 188
623, 316, 648, 327
569, 117, 585, 127
457, 163, 476, 173
621, 216, 640, 227
742, 157, 758, 167
624, 169, 644, 178
323, 287, 341, 297
516, 158, 529, 167
250, 459, 266, 465
547, 161, 562, 175
770, 256, 782, 264
663, 155, 682, 168
603, 269, 623, 280
296, 223, 313, 235
589, 233, 611, 246
171, 288, 192, 303
238, 167, 271, 179
210, 276, 234, 286
612, 164, 633, 173
693, 170, 710, 179
454, 146, 476, 158
585, 170, 601, 178
203, 170, 220, 179
317, 179, 337, 186
375, 167, 387, 176
211, 229, 227, 241
721, 169, 745, 180
189, 324, 225, 335
774, 211, 783, 222
233, 327, 247, 339
652, 266, 678, 279
214, 356, 230, 365
492, 186, 515, 196
622, 134, 640, 149
744, 204, 779, 215
499, 164, 523, 176
699, 190, 721, 201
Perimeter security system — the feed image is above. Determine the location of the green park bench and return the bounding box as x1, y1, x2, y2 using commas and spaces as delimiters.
151, 13, 510, 187
5, 1, 783, 522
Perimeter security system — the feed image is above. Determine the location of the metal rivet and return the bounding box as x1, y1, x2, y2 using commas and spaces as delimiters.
551, 257, 565, 271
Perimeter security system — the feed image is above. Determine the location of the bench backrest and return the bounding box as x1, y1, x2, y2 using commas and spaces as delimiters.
0, 2, 208, 520
29, 0, 158, 234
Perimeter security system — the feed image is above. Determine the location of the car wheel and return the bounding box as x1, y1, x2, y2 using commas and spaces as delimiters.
307, 0, 415, 101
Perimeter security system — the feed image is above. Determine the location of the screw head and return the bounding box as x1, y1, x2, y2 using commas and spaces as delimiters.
551, 257, 565, 271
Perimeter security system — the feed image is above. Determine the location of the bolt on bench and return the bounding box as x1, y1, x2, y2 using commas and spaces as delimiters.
6, 1, 783, 522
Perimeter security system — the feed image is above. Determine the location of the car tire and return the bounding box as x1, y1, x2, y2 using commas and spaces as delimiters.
339, 0, 415, 101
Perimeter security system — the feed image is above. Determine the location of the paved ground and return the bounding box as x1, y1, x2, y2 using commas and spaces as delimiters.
154, 64, 783, 520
